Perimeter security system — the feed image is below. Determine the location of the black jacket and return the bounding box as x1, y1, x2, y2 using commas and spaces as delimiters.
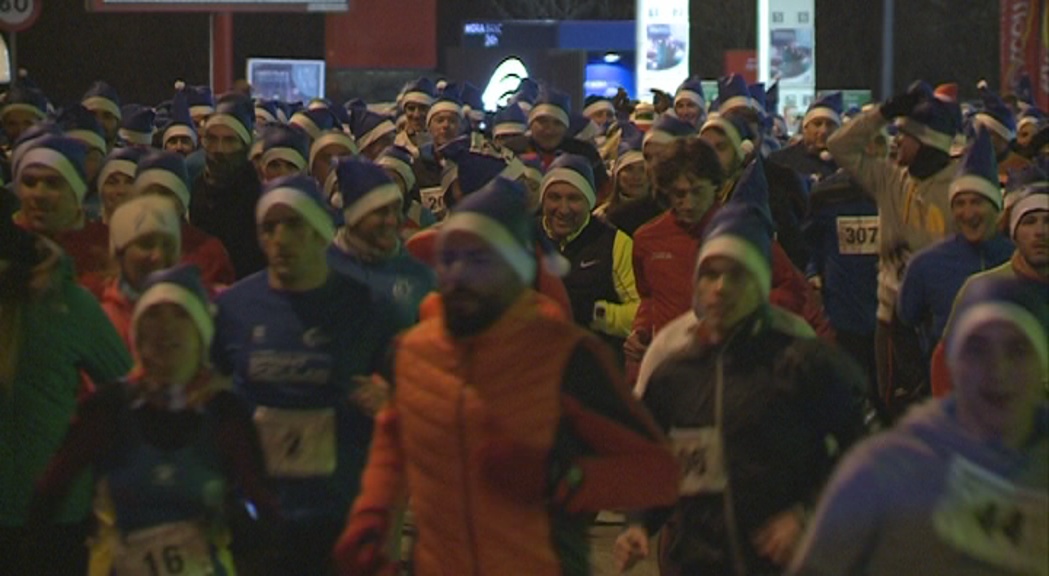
189, 163, 266, 280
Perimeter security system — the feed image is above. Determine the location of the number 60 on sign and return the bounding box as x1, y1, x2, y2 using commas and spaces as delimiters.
0, 0, 41, 32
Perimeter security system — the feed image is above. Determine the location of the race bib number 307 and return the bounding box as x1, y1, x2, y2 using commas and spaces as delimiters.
114, 521, 213, 576
836, 216, 879, 255
932, 456, 1049, 576
254, 407, 337, 478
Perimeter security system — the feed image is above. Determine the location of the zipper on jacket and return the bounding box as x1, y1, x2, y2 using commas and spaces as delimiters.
457, 343, 481, 576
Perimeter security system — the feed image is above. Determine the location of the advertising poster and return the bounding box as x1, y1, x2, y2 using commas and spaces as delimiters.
636, 0, 690, 100
758, 0, 815, 116
1000, 0, 1048, 110
247, 59, 326, 103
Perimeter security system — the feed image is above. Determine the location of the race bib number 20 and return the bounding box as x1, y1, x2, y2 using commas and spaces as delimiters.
836, 216, 879, 255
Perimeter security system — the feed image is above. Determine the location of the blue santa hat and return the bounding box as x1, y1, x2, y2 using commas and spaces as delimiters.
974, 80, 1017, 142
568, 113, 600, 143
895, 83, 959, 155
307, 97, 332, 111
701, 109, 756, 160
349, 106, 396, 152
135, 149, 192, 213
439, 176, 540, 284
949, 126, 1001, 210
163, 90, 198, 148
583, 95, 616, 118
255, 99, 284, 126
428, 83, 464, 126
714, 74, 751, 114
492, 105, 528, 138
375, 145, 417, 192
81, 80, 122, 120
529, 89, 571, 128
109, 194, 182, 256
614, 128, 645, 177
181, 83, 215, 119
118, 104, 157, 146
329, 156, 402, 227
2, 81, 49, 121
747, 83, 767, 116
289, 107, 342, 141
18, 135, 89, 204
400, 77, 436, 109
97, 146, 145, 204
697, 156, 774, 298
204, 95, 254, 146
804, 91, 844, 127
513, 78, 540, 110
541, 153, 597, 210
132, 264, 214, 356
946, 275, 1049, 381
1005, 166, 1048, 239
1018, 107, 1046, 133
440, 137, 524, 198
765, 81, 780, 117
256, 174, 335, 242
644, 113, 696, 146
259, 124, 310, 173
57, 104, 107, 156
9, 122, 62, 175
461, 82, 485, 122
674, 78, 706, 109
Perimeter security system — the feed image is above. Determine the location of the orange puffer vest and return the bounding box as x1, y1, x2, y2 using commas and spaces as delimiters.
393, 292, 585, 576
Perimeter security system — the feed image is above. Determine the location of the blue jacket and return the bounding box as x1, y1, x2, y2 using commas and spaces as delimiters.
327, 244, 435, 327
898, 233, 1014, 350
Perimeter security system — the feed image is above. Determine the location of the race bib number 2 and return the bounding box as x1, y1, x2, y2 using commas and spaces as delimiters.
114, 521, 213, 576
669, 427, 728, 496
836, 216, 879, 255
932, 456, 1049, 576
254, 407, 337, 478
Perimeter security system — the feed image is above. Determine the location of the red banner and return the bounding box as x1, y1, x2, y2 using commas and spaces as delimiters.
1000, 0, 1049, 110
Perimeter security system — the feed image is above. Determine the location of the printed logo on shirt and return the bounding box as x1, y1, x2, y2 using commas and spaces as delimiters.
392, 277, 413, 301
252, 325, 266, 344
302, 327, 332, 348
651, 252, 674, 261
248, 350, 332, 386
932, 456, 1049, 575
580, 259, 601, 269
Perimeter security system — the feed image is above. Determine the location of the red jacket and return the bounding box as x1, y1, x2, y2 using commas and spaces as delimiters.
181, 222, 236, 289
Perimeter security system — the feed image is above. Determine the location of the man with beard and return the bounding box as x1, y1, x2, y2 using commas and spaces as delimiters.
334, 176, 678, 576
770, 91, 842, 183
411, 86, 465, 190
189, 95, 266, 279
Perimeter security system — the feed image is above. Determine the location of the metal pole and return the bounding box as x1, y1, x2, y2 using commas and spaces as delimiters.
9, 32, 16, 81
881, 0, 894, 99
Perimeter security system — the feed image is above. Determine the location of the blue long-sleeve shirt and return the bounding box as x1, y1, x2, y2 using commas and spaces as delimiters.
897, 233, 1014, 350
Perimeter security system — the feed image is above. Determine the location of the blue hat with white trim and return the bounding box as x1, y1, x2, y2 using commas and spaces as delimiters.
349, 106, 396, 153
119, 104, 157, 146
81, 80, 121, 120
492, 105, 528, 138
256, 174, 335, 242
440, 176, 538, 284
290, 107, 343, 142
135, 149, 191, 213
2, 81, 49, 122
183, 84, 215, 119
163, 90, 198, 149
804, 91, 844, 127
18, 135, 89, 205
674, 78, 706, 109
461, 82, 484, 122
765, 82, 780, 117
428, 82, 464, 126
583, 95, 616, 118
541, 153, 596, 209
259, 124, 310, 174
747, 83, 767, 117
698, 156, 774, 298
701, 109, 756, 160
1018, 107, 1046, 133
895, 82, 960, 155
97, 146, 145, 204
376, 145, 416, 192
133, 264, 214, 354
57, 104, 106, 156
255, 99, 284, 126
975, 80, 1017, 142
715, 74, 751, 114
529, 89, 572, 127
644, 113, 696, 146
614, 128, 645, 176
204, 95, 254, 146
949, 126, 1001, 210
400, 77, 436, 109
330, 156, 403, 228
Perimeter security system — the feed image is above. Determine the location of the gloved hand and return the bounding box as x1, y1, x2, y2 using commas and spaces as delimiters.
879, 90, 924, 120
333, 509, 394, 576
476, 412, 550, 503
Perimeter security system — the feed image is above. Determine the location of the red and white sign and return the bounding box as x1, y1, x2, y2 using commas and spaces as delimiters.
1000, 0, 1049, 110
0, 0, 41, 32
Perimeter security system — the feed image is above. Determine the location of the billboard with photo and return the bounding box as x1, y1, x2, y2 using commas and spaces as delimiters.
636, 0, 689, 100
758, 0, 815, 116
247, 58, 326, 103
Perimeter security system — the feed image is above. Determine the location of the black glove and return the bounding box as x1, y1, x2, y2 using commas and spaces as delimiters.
879, 90, 923, 120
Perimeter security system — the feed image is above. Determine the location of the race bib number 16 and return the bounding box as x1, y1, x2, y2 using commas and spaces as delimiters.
836, 216, 879, 255
114, 521, 213, 576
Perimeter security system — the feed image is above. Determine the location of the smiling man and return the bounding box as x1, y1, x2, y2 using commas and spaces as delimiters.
897, 128, 1013, 368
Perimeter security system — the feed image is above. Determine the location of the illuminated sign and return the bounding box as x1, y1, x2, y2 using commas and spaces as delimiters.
758, 0, 816, 115
636, 0, 690, 99
482, 57, 529, 112
247, 58, 326, 102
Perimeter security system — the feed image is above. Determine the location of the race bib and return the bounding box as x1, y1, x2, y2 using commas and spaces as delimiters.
669, 427, 728, 496
836, 216, 879, 255
932, 456, 1049, 576
419, 187, 446, 221
114, 521, 213, 576
254, 407, 337, 478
